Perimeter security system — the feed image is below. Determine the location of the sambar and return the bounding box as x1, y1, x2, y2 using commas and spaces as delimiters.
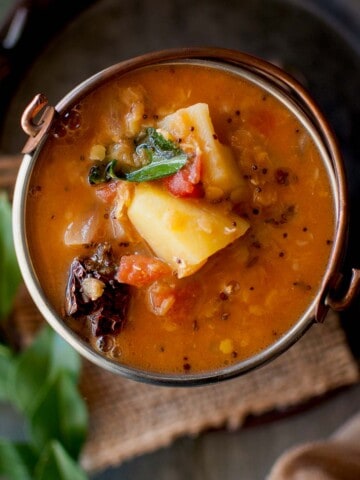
14, 48, 356, 385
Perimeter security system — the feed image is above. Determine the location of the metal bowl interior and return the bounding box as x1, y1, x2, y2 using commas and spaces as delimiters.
12, 48, 347, 386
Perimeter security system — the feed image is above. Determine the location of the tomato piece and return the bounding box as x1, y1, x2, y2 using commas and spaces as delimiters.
164, 155, 204, 198
116, 255, 172, 287
164, 173, 204, 198
147, 280, 200, 320
95, 181, 118, 203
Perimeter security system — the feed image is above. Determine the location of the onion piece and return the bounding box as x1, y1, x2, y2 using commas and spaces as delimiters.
64, 213, 100, 246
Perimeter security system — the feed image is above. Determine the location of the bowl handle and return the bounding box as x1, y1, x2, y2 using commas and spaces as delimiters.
21, 94, 55, 154
316, 269, 360, 322
326, 268, 360, 311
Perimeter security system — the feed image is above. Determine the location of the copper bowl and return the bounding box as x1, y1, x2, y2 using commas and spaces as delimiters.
12, 47, 360, 386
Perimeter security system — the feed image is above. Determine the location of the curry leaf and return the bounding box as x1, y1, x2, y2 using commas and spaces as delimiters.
51, 329, 81, 382
0, 191, 22, 321
0, 439, 37, 480
111, 154, 188, 182
0, 344, 14, 402
29, 371, 88, 459
88, 128, 188, 184
11, 327, 53, 415
12, 325, 81, 416
136, 127, 182, 157
34, 440, 87, 480
88, 162, 109, 185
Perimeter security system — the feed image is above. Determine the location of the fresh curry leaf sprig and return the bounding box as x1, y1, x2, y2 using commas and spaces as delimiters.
12, 326, 87, 457
0, 344, 14, 402
0, 439, 36, 480
0, 192, 22, 322
0, 325, 89, 480
0, 438, 87, 480
88, 127, 188, 185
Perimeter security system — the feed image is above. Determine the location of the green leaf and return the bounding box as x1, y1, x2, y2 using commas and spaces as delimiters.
0, 191, 22, 321
29, 372, 88, 459
34, 440, 88, 480
136, 127, 182, 157
88, 162, 109, 185
51, 331, 81, 382
0, 439, 37, 480
88, 128, 188, 184
12, 325, 81, 416
125, 154, 187, 182
0, 344, 15, 402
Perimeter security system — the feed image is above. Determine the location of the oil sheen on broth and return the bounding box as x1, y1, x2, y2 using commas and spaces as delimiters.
26, 63, 335, 374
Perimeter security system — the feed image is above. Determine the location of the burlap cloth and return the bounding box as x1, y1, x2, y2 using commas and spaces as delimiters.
267, 412, 360, 479
11, 283, 360, 474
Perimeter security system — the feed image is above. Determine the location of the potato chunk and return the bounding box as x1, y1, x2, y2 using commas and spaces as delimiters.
127, 184, 249, 277
159, 103, 245, 200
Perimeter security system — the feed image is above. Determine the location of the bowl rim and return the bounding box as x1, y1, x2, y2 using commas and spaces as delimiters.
12, 47, 348, 386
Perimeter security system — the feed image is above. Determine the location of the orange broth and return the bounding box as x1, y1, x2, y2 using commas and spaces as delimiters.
26, 63, 335, 374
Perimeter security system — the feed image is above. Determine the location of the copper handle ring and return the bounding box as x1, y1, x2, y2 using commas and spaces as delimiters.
326, 268, 360, 312
21, 93, 55, 154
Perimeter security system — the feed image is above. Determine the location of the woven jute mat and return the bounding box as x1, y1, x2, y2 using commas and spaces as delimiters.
11, 283, 360, 473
